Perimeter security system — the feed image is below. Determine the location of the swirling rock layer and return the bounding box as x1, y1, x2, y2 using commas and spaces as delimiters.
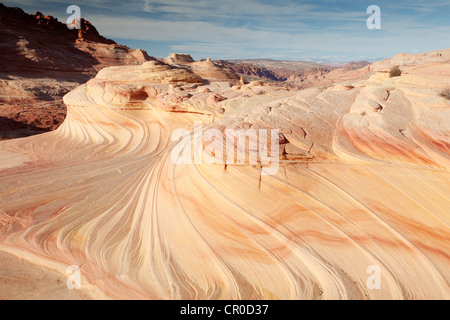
0, 51, 449, 299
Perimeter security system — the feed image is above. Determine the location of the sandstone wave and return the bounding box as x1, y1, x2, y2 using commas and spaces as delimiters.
0, 50, 449, 299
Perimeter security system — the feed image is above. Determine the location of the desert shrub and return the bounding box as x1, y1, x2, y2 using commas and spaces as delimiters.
440, 88, 450, 100
389, 66, 402, 78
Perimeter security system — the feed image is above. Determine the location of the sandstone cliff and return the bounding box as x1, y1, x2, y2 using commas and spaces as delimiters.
0, 4, 152, 138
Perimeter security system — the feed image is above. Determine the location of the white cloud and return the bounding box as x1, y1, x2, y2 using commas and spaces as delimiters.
5, 0, 450, 61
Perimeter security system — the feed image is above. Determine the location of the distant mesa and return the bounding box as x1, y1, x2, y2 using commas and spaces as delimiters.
214, 59, 371, 86
96, 60, 204, 84
164, 53, 241, 83
165, 53, 196, 65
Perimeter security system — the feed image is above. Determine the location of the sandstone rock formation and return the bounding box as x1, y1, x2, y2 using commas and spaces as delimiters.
0, 4, 153, 139
0, 48, 449, 299
214, 60, 287, 81
0, 3, 372, 140
164, 53, 240, 83
217, 59, 371, 89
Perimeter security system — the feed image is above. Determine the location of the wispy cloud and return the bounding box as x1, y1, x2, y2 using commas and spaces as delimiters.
4, 0, 450, 61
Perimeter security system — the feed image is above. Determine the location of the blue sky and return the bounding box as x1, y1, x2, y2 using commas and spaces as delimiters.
5, 0, 450, 62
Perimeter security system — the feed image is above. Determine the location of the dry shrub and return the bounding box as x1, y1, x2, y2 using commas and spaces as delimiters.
389, 66, 402, 78
440, 88, 450, 100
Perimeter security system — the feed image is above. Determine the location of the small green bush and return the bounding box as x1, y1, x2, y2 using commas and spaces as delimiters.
389, 66, 402, 78
440, 88, 450, 100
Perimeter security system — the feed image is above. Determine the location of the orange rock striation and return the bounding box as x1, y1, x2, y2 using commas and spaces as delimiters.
0, 48, 449, 299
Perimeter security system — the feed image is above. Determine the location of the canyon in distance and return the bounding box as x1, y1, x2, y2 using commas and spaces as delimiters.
0, 4, 449, 300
